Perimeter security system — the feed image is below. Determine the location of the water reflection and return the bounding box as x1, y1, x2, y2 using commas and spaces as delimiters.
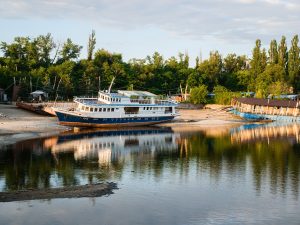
51, 128, 178, 166
231, 123, 300, 144
0, 124, 300, 199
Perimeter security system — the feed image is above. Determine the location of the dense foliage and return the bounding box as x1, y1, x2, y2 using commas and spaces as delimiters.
190, 85, 208, 104
0, 33, 300, 101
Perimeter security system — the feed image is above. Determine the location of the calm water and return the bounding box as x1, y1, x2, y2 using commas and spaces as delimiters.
1, 123, 300, 225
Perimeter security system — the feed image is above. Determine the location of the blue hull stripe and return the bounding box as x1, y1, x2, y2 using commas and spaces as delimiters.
232, 109, 300, 122
56, 111, 175, 126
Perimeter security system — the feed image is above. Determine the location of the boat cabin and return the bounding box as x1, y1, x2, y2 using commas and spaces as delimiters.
97, 90, 157, 105
232, 97, 300, 117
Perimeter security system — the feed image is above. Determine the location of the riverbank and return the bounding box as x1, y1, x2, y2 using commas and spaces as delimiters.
0, 103, 246, 145
0, 104, 69, 146
161, 104, 245, 135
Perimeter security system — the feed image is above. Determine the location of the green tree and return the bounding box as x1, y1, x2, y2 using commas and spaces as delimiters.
34, 33, 55, 67
189, 84, 208, 104
249, 39, 267, 91
213, 85, 240, 105
59, 38, 82, 62
87, 30, 96, 61
1, 36, 31, 71
268, 39, 278, 64
268, 81, 289, 97
288, 35, 300, 91
278, 36, 288, 72
197, 51, 222, 90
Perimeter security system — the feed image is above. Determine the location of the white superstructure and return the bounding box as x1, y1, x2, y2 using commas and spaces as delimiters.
54, 89, 178, 127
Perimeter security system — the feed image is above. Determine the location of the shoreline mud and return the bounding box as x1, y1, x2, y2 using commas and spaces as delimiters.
0, 182, 117, 202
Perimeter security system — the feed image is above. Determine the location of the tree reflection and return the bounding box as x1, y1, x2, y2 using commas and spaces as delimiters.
0, 125, 299, 198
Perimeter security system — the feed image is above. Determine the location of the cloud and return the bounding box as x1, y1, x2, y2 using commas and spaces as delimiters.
1, 0, 300, 43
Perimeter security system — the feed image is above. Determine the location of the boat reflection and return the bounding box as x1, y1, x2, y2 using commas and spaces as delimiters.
231, 123, 300, 143
51, 128, 179, 166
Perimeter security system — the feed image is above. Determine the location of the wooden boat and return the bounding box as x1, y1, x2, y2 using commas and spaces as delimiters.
231, 97, 300, 122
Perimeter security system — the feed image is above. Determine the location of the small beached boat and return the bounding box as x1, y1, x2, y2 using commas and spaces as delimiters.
53, 86, 178, 127
231, 97, 300, 122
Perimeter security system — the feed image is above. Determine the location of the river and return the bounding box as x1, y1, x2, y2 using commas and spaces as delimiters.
0, 123, 300, 225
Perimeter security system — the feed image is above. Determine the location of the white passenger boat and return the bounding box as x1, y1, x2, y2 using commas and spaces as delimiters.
53, 83, 178, 127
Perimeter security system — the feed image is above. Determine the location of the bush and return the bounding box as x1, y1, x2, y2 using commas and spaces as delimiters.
190, 84, 208, 104
213, 85, 240, 105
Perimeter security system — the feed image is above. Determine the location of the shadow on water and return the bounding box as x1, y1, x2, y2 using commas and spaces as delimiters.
0, 123, 300, 199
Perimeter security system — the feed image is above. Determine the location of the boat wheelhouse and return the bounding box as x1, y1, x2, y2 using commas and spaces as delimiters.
231, 97, 300, 122
54, 90, 178, 127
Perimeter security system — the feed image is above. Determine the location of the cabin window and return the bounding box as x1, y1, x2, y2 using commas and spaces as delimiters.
99, 108, 102, 112
111, 108, 114, 112
81, 106, 84, 110
85, 107, 89, 111
103, 108, 106, 112
90, 108, 93, 112
107, 108, 110, 112
95, 108, 98, 112
146, 107, 149, 110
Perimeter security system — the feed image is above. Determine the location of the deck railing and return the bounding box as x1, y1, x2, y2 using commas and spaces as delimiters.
130, 99, 176, 105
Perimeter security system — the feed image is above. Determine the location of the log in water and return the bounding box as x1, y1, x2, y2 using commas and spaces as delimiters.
0, 182, 117, 202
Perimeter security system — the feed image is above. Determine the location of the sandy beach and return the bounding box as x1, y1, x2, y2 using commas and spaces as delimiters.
0, 103, 245, 145
161, 104, 245, 136
0, 104, 69, 145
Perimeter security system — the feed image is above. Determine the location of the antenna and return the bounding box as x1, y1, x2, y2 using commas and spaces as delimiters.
98, 76, 101, 91
108, 77, 115, 93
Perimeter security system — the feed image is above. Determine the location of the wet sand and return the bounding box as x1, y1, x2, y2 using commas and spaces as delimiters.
0, 103, 246, 145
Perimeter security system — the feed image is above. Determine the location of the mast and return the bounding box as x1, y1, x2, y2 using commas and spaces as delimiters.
98, 76, 101, 91
108, 77, 115, 93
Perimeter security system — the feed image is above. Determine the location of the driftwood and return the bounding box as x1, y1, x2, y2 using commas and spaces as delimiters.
0, 182, 117, 202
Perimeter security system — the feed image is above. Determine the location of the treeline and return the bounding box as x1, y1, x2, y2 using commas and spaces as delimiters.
0, 31, 299, 101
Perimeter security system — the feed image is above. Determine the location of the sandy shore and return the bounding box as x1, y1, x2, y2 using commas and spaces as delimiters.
0, 104, 69, 145
0, 103, 246, 145
162, 104, 245, 135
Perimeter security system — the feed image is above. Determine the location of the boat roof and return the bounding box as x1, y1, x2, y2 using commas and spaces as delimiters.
30, 90, 47, 95
235, 97, 299, 108
117, 90, 157, 98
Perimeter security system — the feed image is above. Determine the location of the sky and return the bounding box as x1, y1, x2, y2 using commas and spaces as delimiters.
1, 0, 300, 65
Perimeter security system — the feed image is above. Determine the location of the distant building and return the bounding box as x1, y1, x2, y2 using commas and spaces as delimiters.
30, 90, 48, 102
0, 88, 7, 102
170, 94, 190, 102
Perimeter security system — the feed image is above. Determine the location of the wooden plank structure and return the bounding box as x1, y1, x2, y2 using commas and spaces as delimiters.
16, 101, 76, 116
231, 97, 300, 121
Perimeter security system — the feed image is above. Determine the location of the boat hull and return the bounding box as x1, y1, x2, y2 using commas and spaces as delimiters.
55, 111, 175, 127
232, 109, 300, 122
